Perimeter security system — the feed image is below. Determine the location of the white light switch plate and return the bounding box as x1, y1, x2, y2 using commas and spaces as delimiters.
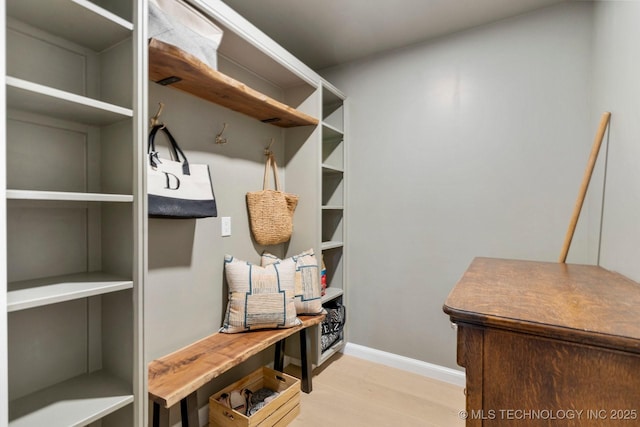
221, 217, 231, 237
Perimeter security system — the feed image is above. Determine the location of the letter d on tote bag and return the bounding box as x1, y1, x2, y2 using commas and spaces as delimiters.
147, 124, 217, 218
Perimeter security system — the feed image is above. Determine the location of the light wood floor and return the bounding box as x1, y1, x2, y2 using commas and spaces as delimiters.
286, 353, 465, 427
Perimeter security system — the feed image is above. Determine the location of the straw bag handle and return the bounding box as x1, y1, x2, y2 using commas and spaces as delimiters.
262, 152, 281, 191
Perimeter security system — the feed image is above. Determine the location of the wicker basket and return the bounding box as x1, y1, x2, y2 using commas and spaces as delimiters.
247, 153, 298, 246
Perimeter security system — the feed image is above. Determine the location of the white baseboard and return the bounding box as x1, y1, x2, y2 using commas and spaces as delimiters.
343, 342, 466, 387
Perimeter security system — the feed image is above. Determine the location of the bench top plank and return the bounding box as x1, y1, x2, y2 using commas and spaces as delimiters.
148, 315, 324, 408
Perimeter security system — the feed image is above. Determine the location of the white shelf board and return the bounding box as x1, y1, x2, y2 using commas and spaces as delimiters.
319, 339, 345, 366
8, 272, 133, 312
9, 370, 133, 427
322, 206, 344, 211
322, 164, 344, 174
322, 287, 344, 304
322, 122, 343, 140
322, 121, 343, 139
321, 241, 344, 250
7, 0, 133, 52
6, 190, 133, 203
6, 77, 133, 126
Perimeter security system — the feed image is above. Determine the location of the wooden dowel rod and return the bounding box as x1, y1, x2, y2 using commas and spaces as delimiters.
559, 112, 611, 263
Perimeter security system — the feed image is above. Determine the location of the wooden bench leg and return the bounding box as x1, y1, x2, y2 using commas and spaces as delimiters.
299, 328, 312, 393
152, 402, 170, 427
180, 392, 199, 427
152, 394, 198, 427
274, 339, 285, 371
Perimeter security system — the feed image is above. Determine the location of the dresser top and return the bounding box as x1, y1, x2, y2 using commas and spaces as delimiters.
443, 257, 640, 352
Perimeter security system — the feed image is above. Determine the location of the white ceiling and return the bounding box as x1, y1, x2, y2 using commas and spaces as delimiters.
221, 0, 569, 70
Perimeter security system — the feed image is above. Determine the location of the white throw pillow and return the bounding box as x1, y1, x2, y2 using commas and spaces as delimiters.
261, 249, 323, 315
221, 255, 300, 333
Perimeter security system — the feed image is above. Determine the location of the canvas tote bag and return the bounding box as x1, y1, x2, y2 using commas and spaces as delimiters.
147, 124, 217, 218
246, 152, 298, 245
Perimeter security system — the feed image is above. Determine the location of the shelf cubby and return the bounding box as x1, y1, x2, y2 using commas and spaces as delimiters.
322, 170, 344, 207
8, 369, 133, 427
322, 246, 344, 291
322, 86, 345, 132
6, 0, 133, 52
322, 131, 344, 171
322, 208, 344, 244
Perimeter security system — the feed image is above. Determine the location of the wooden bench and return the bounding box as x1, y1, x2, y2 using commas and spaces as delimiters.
148, 315, 325, 427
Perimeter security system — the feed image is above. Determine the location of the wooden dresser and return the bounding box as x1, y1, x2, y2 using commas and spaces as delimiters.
443, 257, 640, 426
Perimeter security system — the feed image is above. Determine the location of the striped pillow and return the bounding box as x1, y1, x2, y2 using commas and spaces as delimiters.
221, 255, 301, 333
261, 249, 323, 315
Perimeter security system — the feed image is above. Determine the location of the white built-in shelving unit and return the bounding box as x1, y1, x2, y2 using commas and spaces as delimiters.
0, 0, 346, 423
177, 0, 348, 369
157, 0, 348, 369
317, 83, 347, 365
1, 0, 145, 425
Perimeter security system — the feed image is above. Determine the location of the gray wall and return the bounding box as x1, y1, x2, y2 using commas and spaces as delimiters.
144, 0, 640, 390
145, 68, 291, 423
323, 2, 598, 370
146, 82, 286, 361
590, 1, 640, 282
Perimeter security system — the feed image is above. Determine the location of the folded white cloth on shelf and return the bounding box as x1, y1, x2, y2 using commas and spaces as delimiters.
149, 0, 223, 69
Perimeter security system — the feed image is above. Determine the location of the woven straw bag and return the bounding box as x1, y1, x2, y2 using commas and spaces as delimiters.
246, 152, 299, 245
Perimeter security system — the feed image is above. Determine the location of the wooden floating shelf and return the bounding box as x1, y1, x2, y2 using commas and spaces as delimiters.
148, 38, 319, 128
